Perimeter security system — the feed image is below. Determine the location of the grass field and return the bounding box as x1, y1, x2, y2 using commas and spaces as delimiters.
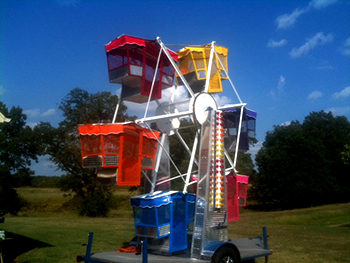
1, 188, 350, 263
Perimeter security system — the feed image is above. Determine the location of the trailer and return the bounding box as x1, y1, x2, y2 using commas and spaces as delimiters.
76, 35, 272, 263
77, 228, 270, 263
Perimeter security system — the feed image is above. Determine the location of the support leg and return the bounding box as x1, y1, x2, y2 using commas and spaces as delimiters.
142, 238, 148, 263
263, 227, 269, 263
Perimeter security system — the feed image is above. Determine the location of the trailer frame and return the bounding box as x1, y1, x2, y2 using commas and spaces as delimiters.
77, 227, 271, 263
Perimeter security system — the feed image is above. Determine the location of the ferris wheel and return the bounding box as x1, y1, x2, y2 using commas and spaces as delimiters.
76, 35, 273, 263
78, 35, 255, 192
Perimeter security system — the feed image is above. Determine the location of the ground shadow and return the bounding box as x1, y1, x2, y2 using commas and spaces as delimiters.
1, 232, 53, 263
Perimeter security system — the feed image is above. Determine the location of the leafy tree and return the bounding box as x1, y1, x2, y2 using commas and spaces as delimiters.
36, 88, 134, 217
235, 151, 256, 176
31, 176, 61, 188
0, 102, 39, 215
169, 119, 198, 173
168, 119, 256, 191
341, 144, 350, 165
252, 111, 350, 209
302, 111, 350, 203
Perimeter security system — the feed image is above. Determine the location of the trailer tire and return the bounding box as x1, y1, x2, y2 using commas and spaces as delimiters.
212, 247, 239, 263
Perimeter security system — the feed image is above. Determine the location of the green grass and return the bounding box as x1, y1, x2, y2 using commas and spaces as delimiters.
3, 216, 135, 263
16, 187, 72, 215
16, 187, 135, 217
2, 188, 350, 263
230, 203, 350, 263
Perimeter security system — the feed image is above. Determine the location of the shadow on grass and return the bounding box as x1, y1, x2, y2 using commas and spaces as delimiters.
1, 232, 53, 263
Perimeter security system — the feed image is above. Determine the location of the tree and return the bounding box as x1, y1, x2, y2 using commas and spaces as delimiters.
341, 144, 350, 165
235, 151, 256, 176
252, 111, 350, 209
167, 119, 256, 191
302, 111, 350, 203
0, 102, 39, 215
169, 120, 197, 169
36, 88, 134, 217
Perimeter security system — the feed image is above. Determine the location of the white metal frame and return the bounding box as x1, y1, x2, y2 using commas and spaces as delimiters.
112, 37, 247, 194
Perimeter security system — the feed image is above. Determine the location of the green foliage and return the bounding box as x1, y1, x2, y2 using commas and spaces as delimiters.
0, 187, 28, 216
169, 119, 198, 174
341, 144, 350, 165
253, 111, 350, 209
58, 88, 134, 129
77, 186, 112, 217
167, 119, 256, 190
234, 151, 256, 176
31, 176, 61, 188
35, 88, 134, 217
0, 102, 39, 215
0, 103, 38, 181
61, 186, 112, 217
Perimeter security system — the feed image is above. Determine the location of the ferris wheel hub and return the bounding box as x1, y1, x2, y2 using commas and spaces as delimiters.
191, 93, 218, 125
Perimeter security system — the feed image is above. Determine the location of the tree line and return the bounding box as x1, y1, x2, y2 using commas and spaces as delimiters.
1, 88, 349, 216
251, 111, 350, 209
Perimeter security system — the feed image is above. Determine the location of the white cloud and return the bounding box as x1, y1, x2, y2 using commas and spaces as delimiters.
212, 94, 231, 107
315, 65, 334, 70
124, 100, 155, 119
24, 109, 41, 118
342, 49, 350, 57
24, 108, 57, 119
275, 0, 337, 30
332, 86, 350, 100
268, 89, 276, 99
308, 90, 323, 100
310, 0, 337, 9
281, 121, 292, 126
268, 76, 286, 99
248, 141, 263, 162
167, 85, 189, 101
267, 39, 288, 48
27, 122, 39, 129
326, 106, 350, 116
289, 32, 334, 58
41, 109, 56, 117
276, 8, 307, 30
124, 86, 191, 119
277, 76, 286, 92
344, 37, 350, 46
122, 85, 236, 123
340, 37, 350, 57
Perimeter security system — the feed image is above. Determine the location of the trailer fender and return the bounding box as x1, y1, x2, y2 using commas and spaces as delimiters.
202, 241, 241, 262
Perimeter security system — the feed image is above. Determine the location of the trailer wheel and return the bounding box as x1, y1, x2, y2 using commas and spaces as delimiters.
212, 247, 239, 263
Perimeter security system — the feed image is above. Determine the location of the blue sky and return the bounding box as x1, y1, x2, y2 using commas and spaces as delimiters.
1, 0, 350, 176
